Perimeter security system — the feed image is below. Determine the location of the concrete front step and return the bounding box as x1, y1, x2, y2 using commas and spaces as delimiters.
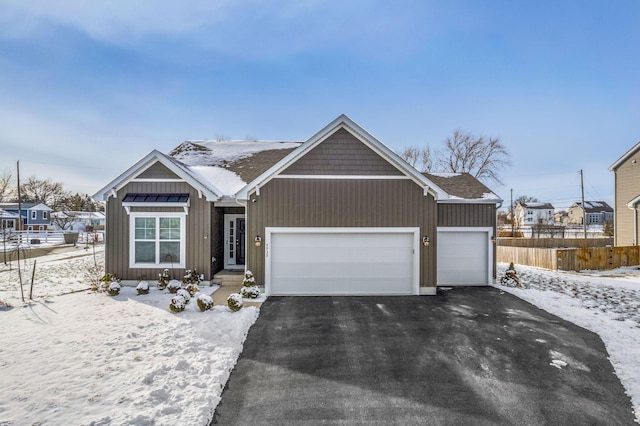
213, 270, 245, 287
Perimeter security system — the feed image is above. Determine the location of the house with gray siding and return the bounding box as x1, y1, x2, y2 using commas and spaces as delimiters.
93, 115, 502, 295
0, 202, 52, 231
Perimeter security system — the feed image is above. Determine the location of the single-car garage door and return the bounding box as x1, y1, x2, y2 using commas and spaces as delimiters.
266, 228, 419, 295
437, 228, 491, 286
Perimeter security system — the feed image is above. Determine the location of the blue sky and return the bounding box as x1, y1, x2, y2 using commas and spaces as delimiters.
0, 0, 638, 210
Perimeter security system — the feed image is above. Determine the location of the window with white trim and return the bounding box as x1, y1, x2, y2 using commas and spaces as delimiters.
42, 211, 48, 220
130, 213, 186, 268
31, 211, 37, 220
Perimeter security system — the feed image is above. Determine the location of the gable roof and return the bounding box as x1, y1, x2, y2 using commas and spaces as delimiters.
610, 141, 640, 171
518, 202, 555, 210
423, 173, 501, 203
235, 114, 450, 200
0, 202, 52, 211
571, 201, 613, 213
92, 150, 224, 201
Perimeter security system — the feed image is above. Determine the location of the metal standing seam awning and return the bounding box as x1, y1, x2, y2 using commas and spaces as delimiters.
121, 193, 190, 214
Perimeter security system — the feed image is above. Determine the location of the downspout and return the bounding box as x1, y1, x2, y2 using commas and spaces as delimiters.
627, 200, 638, 245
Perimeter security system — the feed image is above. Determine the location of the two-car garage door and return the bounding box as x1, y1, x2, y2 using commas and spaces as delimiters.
266, 228, 419, 295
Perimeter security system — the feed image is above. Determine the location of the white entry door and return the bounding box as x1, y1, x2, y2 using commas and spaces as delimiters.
265, 227, 419, 296
224, 214, 246, 269
437, 228, 491, 286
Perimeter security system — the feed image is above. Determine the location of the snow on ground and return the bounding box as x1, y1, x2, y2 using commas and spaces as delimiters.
0, 247, 259, 425
495, 262, 640, 422
2, 248, 639, 423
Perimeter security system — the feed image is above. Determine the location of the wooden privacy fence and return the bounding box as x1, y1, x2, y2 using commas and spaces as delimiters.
498, 246, 640, 271
498, 238, 613, 248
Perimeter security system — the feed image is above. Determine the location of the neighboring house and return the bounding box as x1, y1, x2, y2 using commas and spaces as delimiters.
51, 211, 106, 231
93, 115, 502, 295
514, 202, 555, 226
0, 202, 52, 231
610, 141, 640, 245
0, 208, 20, 231
566, 201, 613, 225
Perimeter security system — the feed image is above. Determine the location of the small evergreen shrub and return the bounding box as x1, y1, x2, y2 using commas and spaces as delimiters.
500, 262, 522, 288
167, 279, 182, 294
196, 294, 214, 311
241, 285, 261, 299
169, 295, 186, 313
182, 269, 202, 285
107, 281, 121, 296
227, 293, 243, 312
185, 283, 199, 297
136, 281, 150, 295
242, 270, 256, 287
177, 288, 191, 303
158, 269, 171, 290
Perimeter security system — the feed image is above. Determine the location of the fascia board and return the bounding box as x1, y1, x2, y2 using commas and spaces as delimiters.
610, 141, 640, 171
92, 150, 222, 201
437, 197, 504, 205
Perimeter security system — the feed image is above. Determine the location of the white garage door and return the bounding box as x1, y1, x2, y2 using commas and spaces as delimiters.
437, 228, 491, 286
266, 228, 418, 295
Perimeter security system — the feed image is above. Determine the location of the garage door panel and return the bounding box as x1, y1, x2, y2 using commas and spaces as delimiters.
268, 230, 416, 295
437, 230, 489, 286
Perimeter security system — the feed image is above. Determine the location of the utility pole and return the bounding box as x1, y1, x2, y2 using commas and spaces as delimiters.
510, 188, 514, 237
580, 169, 587, 240
17, 161, 24, 302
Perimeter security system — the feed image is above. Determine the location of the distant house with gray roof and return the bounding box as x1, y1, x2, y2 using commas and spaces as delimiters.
514, 202, 555, 226
567, 201, 613, 225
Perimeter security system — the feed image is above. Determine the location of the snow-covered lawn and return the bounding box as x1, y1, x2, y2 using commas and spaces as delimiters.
495, 262, 640, 423
0, 248, 259, 425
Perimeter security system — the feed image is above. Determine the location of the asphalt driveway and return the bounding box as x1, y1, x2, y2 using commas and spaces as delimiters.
213, 287, 635, 425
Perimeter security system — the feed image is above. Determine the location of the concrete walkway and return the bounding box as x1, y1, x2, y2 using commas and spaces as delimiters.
213, 288, 636, 425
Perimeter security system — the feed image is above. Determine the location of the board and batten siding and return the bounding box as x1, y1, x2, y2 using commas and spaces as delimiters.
281, 128, 403, 176
105, 180, 212, 281
246, 178, 437, 288
437, 203, 497, 279
612, 151, 640, 246
135, 162, 182, 179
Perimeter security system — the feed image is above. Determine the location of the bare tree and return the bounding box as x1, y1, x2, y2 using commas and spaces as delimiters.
0, 169, 14, 202
399, 146, 433, 172
436, 130, 510, 185
20, 176, 70, 210
50, 211, 79, 231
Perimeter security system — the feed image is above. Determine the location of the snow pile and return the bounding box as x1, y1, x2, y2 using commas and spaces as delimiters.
190, 165, 246, 195
0, 249, 259, 425
495, 263, 640, 422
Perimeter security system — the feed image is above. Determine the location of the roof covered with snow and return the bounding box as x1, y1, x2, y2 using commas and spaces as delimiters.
169, 140, 302, 194
572, 201, 613, 213
518, 202, 555, 210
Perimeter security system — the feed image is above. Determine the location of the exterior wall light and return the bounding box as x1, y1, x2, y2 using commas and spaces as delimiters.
422, 236, 430, 247
254, 235, 262, 247
490, 235, 497, 244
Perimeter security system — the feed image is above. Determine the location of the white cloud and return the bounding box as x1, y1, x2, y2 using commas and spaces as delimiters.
0, 0, 231, 41
0, 0, 439, 60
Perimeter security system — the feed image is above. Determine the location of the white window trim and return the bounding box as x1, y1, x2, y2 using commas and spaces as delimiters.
129, 212, 186, 269
42, 211, 48, 220
30, 210, 37, 220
